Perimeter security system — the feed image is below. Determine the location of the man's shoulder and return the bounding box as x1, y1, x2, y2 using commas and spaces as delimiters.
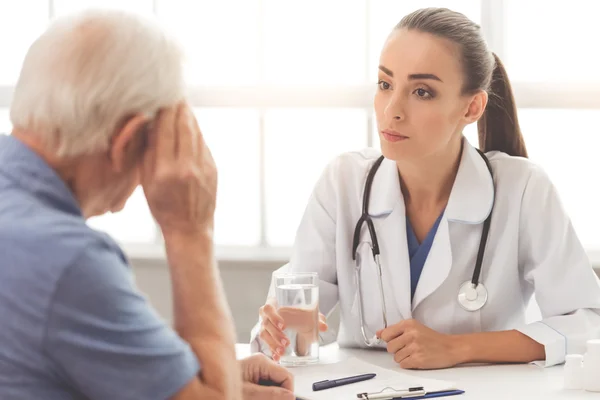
0, 186, 132, 389
0, 193, 128, 282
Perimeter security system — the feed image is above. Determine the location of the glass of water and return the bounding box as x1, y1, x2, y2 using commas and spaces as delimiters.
273, 272, 319, 366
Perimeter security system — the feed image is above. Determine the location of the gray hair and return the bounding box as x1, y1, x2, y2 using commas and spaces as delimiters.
10, 9, 185, 157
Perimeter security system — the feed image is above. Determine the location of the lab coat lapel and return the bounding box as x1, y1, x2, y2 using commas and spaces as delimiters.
368, 157, 413, 322
411, 217, 452, 311
411, 140, 494, 311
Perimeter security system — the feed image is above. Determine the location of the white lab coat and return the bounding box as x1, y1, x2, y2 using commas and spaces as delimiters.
251, 140, 600, 367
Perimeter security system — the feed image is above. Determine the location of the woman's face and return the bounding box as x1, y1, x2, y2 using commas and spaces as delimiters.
374, 28, 480, 163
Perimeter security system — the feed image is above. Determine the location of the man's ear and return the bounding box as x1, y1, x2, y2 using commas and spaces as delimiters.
109, 114, 149, 173
463, 90, 488, 124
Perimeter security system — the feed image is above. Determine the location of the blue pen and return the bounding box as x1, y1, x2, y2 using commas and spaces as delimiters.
393, 389, 465, 399
312, 373, 377, 391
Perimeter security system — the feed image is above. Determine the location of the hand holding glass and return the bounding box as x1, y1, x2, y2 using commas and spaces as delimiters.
258, 272, 327, 365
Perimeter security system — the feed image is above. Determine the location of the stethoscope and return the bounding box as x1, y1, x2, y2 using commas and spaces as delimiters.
352, 149, 494, 346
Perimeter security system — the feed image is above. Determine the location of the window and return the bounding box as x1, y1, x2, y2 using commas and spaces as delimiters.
368, 1, 481, 80
86, 187, 156, 243
263, 0, 366, 85
518, 109, 600, 249
0, 1, 598, 260
265, 109, 367, 245
0, 0, 48, 85
53, 0, 153, 17
505, 0, 600, 84
193, 108, 261, 246
156, 1, 260, 85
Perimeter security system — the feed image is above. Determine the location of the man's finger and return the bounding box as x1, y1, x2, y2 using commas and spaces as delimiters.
258, 357, 294, 392
176, 104, 197, 160
188, 107, 209, 163
243, 382, 295, 400
141, 122, 158, 181
380, 321, 408, 342
154, 105, 178, 162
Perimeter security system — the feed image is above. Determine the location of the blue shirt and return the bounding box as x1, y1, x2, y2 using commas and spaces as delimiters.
406, 212, 444, 299
0, 135, 199, 400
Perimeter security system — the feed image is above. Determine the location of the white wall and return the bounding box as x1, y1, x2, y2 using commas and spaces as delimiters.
132, 259, 600, 343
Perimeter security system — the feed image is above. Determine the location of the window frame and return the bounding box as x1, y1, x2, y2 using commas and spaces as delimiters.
1, 0, 599, 265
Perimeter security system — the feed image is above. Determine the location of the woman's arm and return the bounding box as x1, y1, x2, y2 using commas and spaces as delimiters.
378, 320, 544, 369
515, 166, 600, 366
454, 330, 544, 364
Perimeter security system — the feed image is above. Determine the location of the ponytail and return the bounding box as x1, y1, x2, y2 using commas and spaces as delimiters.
397, 9, 528, 157
477, 53, 528, 158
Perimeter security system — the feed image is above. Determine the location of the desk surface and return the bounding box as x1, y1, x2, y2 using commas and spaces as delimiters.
236, 343, 598, 399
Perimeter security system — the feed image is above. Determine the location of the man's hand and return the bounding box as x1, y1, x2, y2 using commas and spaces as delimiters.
240, 354, 295, 400
377, 319, 463, 370
141, 103, 217, 237
143, 103, 240, 399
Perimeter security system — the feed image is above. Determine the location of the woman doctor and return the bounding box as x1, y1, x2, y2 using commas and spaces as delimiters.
251, 7, 600, 369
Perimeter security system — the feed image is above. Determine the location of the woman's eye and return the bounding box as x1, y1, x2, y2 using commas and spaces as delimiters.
378, 80, 391, 90
414, 88, 433, 99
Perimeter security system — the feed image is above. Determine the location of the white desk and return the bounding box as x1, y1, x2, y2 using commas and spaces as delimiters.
236, 343, 597, 399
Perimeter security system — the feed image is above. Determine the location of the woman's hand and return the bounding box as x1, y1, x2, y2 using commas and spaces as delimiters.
377, 319, 464, 370
258, 299, 328, 361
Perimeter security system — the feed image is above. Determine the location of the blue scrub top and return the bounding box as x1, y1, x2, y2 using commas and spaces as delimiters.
406, 211, 445, 300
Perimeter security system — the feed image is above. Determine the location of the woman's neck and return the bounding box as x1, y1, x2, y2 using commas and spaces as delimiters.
398, 137, 463, 211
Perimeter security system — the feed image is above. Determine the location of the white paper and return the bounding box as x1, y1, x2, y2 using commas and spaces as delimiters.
291, 357, 457, 400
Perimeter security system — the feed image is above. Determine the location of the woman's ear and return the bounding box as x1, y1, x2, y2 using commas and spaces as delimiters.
464, 91, 488, 124
109, 114, 149, 173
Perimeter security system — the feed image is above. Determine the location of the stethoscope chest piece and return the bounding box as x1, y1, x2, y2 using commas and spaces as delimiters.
457, 280, 488, 311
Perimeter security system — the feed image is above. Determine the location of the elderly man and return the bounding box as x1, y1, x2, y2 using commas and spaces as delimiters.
0, 9, 293, 400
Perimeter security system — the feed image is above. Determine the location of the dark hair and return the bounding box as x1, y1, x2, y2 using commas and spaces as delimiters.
396, 8, 528, 158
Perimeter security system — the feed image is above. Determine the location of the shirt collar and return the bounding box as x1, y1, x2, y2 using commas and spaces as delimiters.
445, 140, 494, 224
368, 139, 494, 224
0, 134, 82, 216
